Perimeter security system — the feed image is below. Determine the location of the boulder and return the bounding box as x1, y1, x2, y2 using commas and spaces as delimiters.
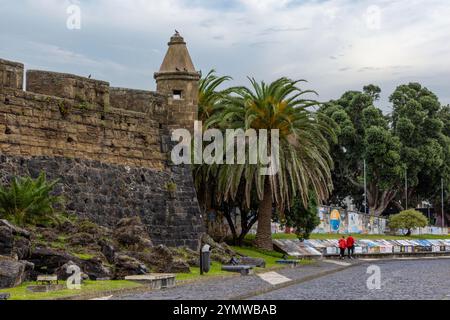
201, 234, 237, 263
0, 223, 31, 260
130, 245, 191, 273
29, 247, 80, 274
79, 257, 113, 280
12, 237, 31, 260
68, 232, 96, 246
38, 228, 59, 242
0, 256, 28, 289
170, 260, 191, 273
114, 216, 153, 249
55, 260, 80, 281
0, 220, 30, 239
0, 226, 13, 256
99, 239, 116, 264
114, 254, 148, 280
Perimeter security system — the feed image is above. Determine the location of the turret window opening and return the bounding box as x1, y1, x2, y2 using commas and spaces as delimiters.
173, 90, 183, 100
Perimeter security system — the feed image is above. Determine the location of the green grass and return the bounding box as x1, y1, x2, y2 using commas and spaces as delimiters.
0, 280, 142, 301
245, 233, 450, 241
176, 261, 231, 281
176, 245, 314, 282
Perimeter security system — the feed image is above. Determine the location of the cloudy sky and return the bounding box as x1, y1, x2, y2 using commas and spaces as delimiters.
1, 0, 449, 110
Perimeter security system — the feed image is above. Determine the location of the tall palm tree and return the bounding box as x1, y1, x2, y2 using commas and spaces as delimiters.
198, 70, 232, 123
208, 77, 335, 250
195, 70, 232, 213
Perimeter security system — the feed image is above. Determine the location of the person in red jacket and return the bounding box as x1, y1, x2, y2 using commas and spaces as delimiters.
338, 236, 347, 259
347, 235, 355, 259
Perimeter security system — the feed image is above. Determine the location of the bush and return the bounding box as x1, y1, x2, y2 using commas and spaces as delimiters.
285, 193, 320, 241
388, 209, 428, 236
0, 172, 62, 226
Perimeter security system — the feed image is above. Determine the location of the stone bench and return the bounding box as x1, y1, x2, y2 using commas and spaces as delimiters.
124, 274, 176, 290
221, 265, 254, 276
0, 293, 11, 300
276, 260, 300, 268
36, 275, 59, 285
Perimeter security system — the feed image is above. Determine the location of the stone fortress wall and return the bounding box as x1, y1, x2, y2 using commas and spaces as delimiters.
0, 33, 204, 249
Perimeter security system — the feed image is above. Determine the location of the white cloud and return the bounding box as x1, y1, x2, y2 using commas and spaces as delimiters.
0, 0, 449, 107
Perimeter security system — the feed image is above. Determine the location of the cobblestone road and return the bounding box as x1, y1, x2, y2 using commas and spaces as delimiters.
254, 258, 450, 300
115, 261, 344, 300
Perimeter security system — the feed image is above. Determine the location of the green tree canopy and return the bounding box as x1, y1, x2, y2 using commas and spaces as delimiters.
388, 209, 428, 236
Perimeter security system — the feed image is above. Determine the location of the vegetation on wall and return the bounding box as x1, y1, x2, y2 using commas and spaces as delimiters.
0, 172, 62, 226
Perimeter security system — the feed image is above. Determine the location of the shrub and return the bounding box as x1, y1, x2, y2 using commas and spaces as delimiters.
285, 193, 320, 241
388, 209, 428, 236
0, 172, 62, 226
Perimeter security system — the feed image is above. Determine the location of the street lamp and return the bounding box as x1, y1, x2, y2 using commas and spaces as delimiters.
364, 159, 368, 214
441, 177, 445, 228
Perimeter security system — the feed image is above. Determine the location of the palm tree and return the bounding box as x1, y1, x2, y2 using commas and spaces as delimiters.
194, 70, 233, 215
208, 77, 335, 250
198, 70, 232, 123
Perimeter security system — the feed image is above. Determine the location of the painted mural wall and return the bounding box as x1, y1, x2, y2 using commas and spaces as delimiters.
313, 206, 447, 235
314, 206, 387, 235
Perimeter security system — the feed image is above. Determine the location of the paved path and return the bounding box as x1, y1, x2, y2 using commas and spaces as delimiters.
253, 258, 450, 300
114, 261, 351, 300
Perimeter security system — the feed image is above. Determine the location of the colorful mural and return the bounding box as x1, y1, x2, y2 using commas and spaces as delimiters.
313, 206, 388, 235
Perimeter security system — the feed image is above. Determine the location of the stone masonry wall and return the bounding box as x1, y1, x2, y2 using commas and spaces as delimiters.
0, 59, 204, 249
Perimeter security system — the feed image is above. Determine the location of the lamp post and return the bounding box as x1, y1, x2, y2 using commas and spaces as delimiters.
441, 177, 445, 228
405, 167, 408, 209
364, 159, 368, 214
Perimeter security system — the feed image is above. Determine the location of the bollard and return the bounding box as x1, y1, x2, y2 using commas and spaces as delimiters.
200, 244, 211, 275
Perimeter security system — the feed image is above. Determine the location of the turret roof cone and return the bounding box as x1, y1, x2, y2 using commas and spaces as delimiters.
158, 31, 197, 74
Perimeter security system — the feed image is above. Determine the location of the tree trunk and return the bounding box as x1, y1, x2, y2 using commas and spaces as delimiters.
255, 180, 273, 251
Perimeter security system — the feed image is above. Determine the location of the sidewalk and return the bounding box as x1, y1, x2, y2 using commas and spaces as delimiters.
113, 260, 361, 300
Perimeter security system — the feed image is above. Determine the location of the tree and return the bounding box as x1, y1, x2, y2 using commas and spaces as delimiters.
198, 70, 232, 123
285, 193, 320, 241
0, 172, 62, 227
194, 70, 232, 217
208, 77, 334, 250
388, 209, 428, 236
320, 86, 403, 215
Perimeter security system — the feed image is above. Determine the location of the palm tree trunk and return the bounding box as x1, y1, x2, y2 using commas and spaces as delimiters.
255, 179, 273, 250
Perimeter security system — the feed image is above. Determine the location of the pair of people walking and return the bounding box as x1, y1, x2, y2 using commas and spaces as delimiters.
338, 235, 355, 259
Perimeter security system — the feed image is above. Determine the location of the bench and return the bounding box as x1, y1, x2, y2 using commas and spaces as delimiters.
125, 274, 176, 290
276, 260, 300, 268
0, 293, 10, 300
221, 265, 254, 276
36, 275, 59, 285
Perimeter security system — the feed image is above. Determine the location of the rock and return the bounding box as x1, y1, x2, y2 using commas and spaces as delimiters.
68, 232, 96, 246
171, 260, 190, 273
12, 237, 31, 260
114, 254, 148, 280
201, 234, 237, 263
0, 223, 31, 260
58, 220, 77, 234
38, 228, 59, 242
99, 240, 116, 264
114, 216, 153, 249
29, 247, 80, 274
79, 257, 112, 280
0, 256, 28, 289
55, 261, 80, 281
0, 220, 30, 239
240, 257, 266, 268
0, 226, 13, 256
